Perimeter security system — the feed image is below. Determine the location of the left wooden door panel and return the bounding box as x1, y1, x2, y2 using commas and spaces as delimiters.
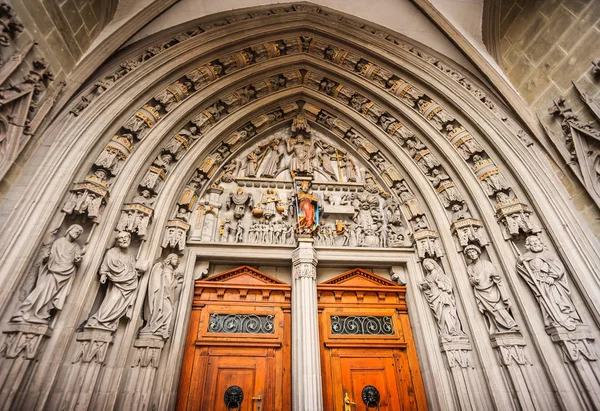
176, 266, 291, 411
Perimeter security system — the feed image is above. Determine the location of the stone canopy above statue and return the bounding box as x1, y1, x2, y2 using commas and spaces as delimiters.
186, 111, 413, 249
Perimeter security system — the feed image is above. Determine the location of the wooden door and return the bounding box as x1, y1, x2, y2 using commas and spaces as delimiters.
176, 266, 291, 411
318, 268, 427, 411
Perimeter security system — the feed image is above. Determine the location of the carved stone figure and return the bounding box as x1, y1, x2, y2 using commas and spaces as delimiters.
154, 81, 191, 112
464, 245, 519, 333
386, 77, 424, 106
221, 219, 233, 242
85, 232, 145, 332
185, 63, 222, 90
226, 188, 253, 219
341, 156, 357, 182
139, 254, 181, 340
324, 46, 360, 71
419, 259, 464, 341
296, 181, 318, 233
417, 99, 455, 130
252, 74, 287, 98
261, 138, 285, 178
393, 180, 423, 219
355, 59, 392, 87
406, 139, 439, 172
11, 225, 85, 324
191, 102, 226, 134
253, 188, 286, 220
219, 50, 254, 74
517, 236, 581, 331
287, 117, 316, 176
427, 168, 462, 207
221, 87, 255, 111
235, 221, 245, 243
251, 41, 285, 62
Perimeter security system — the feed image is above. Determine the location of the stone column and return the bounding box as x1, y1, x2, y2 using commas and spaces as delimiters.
291, 237, 323, 411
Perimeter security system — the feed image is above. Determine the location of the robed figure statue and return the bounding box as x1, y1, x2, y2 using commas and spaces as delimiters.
139, 254, 182, 340
419, 258, 465, 341
12, 224, 85, 324
296, 181, 319, 233
517, 235, 581, 331
86, 231, 146, 331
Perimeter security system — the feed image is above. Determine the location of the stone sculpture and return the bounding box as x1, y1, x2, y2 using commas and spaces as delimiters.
516, 236, 581, 331
85, 232, 145, 331
139, 254, 181, 340
419, 258, 464, 341
464, 245, 518, 333
11, 225, 85, 324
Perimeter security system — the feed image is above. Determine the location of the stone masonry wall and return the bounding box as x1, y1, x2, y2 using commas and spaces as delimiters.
498, 0, 600, 235
0, 0, 116, 223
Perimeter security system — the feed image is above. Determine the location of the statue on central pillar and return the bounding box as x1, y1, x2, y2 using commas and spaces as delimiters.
294, 181, 319, 235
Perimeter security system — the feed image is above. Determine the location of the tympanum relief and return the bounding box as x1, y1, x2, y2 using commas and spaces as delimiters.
187, 114, 412, 250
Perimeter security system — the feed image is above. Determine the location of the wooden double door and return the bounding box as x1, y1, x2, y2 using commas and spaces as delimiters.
176, 266, 426, 410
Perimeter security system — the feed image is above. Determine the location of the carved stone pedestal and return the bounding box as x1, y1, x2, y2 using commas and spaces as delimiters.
440, 338, 489, 410
57, 330, 113, 410
0, 323, 52, 407
546, 325, 600, 408
490, 332, 552, 410
291, 237, 323, 411
120, 338, 165, 410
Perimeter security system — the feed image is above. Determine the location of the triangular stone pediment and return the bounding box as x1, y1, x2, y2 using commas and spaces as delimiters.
204, 265, 287, 285
320, 268, 398, 287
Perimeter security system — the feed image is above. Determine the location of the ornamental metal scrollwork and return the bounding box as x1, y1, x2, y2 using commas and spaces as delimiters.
208, 313, 275, 334
330, 315, 394, 335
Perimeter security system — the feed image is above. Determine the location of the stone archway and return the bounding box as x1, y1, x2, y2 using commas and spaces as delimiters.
0, 4, 598, 411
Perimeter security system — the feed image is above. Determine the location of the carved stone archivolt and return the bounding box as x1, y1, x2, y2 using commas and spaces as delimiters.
2, 4, 599, 411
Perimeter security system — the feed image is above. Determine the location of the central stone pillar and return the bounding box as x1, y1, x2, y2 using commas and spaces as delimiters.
291, 236, 323, 411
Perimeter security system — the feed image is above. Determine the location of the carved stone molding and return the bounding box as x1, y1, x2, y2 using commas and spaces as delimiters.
0, 323, 51, 360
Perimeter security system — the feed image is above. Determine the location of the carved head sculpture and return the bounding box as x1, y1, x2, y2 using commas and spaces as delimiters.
165, 253, 180, 269
525, 235, 544, 253
300, 181, 310, 193
66, 224, 84, 240
422, 258, 442, 274
464, 244, 481, 261
115, 231, 131, 249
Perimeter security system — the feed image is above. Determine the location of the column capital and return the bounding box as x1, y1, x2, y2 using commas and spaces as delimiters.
292, 238, 317, 280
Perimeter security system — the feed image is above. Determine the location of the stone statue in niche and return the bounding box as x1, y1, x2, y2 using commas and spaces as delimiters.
419, 258, 465, 341
218, 161, 238, 184
324, 45, 360, 71
406, 139, 440, 173
287, 116, 316, 177
341, 156, 358, 182
85, 231, 146, 332
221, 86, 256, 111
191, 102, 226, 134
252, 74, 286, 98
393, 180, 424, 219
11, 225, 85, 324
219, 50, 254, 74
226, 188, 253, 219
446, 125, 483, 160
516, 236, 581, 331
132, 189, 156, 207
245, 147, 262, 177
154, 81, 192, 112
386, 77, 424, 106
464, 245, 519, 334
251, 40, 286, 62
139, 254, 182, 340
417, 99, 455, 130
184, 63, 223, 90
355, 59, 392, 87
345, 129, 379, 159
427, 168, 462, 207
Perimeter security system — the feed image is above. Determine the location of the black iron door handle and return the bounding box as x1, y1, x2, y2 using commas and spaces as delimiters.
362, 385, 380, 410
224, 385, 244, 410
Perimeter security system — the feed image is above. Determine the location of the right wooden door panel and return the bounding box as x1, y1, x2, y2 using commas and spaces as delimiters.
318, 268, 427, 411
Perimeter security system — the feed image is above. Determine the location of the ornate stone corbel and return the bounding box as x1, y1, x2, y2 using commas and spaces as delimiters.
94, 134, 133, 176
1, 323, 51, 360
123, 104, 161, 140
62, 170, 110, 222
495, 194, 540, 239
117, 203, 153, 238
413, 230, 443, 260
162, 220, 190, 252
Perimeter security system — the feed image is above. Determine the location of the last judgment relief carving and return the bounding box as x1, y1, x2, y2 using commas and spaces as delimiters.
189, 113, 412, 249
